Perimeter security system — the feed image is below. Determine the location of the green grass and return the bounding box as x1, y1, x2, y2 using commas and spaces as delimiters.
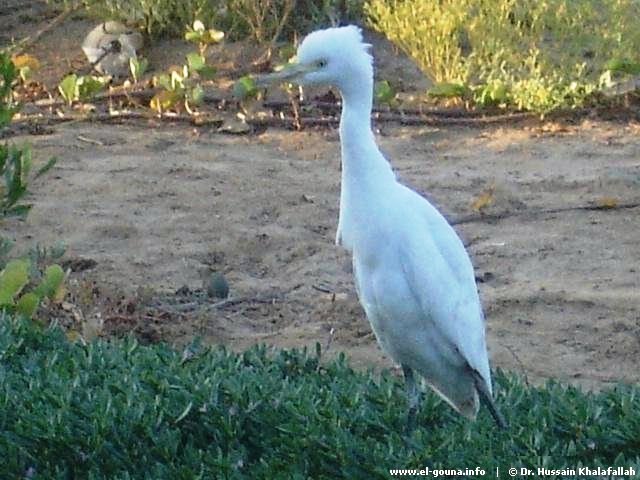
365, 0, 640, 111
46, 0, 640, 112
1, 314, 639, 479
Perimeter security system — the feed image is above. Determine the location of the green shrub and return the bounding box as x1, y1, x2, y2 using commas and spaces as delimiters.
0, 53, 19, 126
221, 0, 364, 43
0, 53, 62, 319
47, 0, 220, 38
366, 0, 640, 111
0, 53, 56, 220
49, 0, 364, 42
1, 316, 639, 478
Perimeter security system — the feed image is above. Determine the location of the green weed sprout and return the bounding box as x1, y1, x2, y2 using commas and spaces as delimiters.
0, 53, 19, 126
58, 74, 107, 105
151, 20, 223, 113
233, 75, 258, 101
129, 57, 149, 83
374, 79, 396, 106
1, 54, 56, 218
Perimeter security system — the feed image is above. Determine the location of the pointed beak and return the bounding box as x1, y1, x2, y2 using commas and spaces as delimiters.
255, 63, 314, 87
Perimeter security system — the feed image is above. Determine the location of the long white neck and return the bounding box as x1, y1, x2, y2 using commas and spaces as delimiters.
339, 86, 394, 188
336, 82, 395, 249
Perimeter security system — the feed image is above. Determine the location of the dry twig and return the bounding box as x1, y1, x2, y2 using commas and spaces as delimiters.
14, 5, 80, 55
450, 201, 640, 226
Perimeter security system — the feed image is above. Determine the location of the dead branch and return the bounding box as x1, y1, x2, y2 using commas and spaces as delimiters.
15, 107, 539, 131
450, 201, 640, 226
311, 284, 333, 294
252, 0, 296, 65
375, 111, 536, 126
502, 344, 530, 387
264, 100, 499, 118
152, 293, 285, 315
208, 295, 283, 309
14, 110, 215, 126
23, 86, 591, 131
76, 134, 104, 146
12, 111, 341, 133
14, 5, 81, 55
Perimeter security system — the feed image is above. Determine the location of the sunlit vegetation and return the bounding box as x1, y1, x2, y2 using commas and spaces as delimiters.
366, 0, 640, 111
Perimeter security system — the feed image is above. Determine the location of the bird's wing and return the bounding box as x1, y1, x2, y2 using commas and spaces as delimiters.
396, 187, 493, 388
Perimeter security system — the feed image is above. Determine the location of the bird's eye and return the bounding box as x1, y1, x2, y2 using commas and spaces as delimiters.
316, 59, 327, 68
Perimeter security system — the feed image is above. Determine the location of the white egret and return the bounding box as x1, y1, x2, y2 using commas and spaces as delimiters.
258, 26, 506, 430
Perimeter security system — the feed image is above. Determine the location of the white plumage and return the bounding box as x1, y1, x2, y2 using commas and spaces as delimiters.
259, 26, 505, 429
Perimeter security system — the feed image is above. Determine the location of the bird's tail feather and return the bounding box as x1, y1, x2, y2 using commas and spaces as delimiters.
472, 371, 508, 429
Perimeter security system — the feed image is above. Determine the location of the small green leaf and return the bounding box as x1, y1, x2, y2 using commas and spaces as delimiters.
4, 146, 29, 209
197, 66, 217, 80
185, 31, 203, 43
18, 66, 33, 83
58, 74, 79, 105
0, 259, 30, 305
201, 29, 224, 44
0, 52, 18, 88
16, 292, 39, 318
0, 108, 14, 127
34, 157, 57, 180
605, 58, 640, 75
156, 73, 172, 91
233, 75, 258, 100
77, 76, 105, 101
186, 53, 206, 72
278, 44, 297, 62
188, 85, 205, 106
427, 82, 468, 98
174, 401, 193, 424
41, 264, 65, 300
150, 90, 181, 112
374, 80, 395, 104
3, 204, 31, 217
129, 57, 149, 83
475, 81, 509, 106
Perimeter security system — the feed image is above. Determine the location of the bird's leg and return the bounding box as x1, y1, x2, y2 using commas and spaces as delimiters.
402, 364, 419, 434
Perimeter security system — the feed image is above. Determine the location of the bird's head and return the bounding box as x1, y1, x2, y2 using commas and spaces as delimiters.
257, 26, 373, 96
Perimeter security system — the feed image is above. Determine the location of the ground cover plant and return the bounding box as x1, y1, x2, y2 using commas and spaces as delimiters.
0, 53, 56, 221
3, 4, 640, 479
0, 53, 63, 321
48, 0, 364, 41
366, 0, 640, 111
40, 0, 640, 113
1, 316, 639, 478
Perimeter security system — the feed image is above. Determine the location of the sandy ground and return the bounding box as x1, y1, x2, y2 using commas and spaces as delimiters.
3, 3, 640, 390
6, 119, 640, 391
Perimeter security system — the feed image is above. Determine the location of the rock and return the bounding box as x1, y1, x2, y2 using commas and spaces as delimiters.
206, 272, 229, 299
82, 21, 143, 77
